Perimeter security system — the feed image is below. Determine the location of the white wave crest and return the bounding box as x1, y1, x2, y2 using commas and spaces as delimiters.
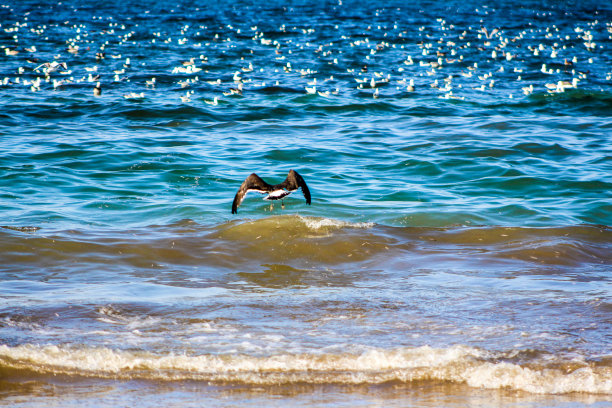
1, 344, 610, 394
297, 216, 374, 230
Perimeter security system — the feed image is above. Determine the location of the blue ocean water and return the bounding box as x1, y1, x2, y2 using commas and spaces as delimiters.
0, 0, 611, 406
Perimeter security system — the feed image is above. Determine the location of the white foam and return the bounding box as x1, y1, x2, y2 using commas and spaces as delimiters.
1, 343, 610, 394
297, 216, 375, 231
96, 306, 162, 329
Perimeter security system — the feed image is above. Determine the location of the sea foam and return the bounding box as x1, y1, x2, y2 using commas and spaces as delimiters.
1, 344, 610, 394
297, 215, 375, 231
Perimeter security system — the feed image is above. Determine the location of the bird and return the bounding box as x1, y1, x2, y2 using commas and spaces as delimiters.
205, 96, 218, 105
231, 169, 311, 214
35, 61, 67, 74
480, 27, 499, 40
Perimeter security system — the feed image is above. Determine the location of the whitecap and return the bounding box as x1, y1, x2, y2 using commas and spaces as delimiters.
1, 343, 610, 394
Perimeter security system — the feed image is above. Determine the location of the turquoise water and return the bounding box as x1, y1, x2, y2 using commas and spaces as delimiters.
1, 0, 611, 406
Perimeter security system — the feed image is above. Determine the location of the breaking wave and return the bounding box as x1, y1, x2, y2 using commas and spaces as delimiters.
1, 343, 610, 394
1, 216, 609, 271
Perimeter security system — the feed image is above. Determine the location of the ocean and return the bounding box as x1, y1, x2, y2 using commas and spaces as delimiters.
0, 0, 611, 406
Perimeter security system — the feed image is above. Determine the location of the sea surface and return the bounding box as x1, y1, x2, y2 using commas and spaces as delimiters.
1, 0, 611, 406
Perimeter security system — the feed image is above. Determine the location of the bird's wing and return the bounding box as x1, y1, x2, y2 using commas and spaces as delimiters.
283, 169, 311, 205
231, 173, 271, 214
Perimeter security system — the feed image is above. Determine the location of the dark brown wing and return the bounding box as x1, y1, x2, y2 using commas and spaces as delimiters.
231, 173, 272, 214
282, 169, 311, 205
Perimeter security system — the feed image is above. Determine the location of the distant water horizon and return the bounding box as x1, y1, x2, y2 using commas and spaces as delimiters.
1, 0, 611, 407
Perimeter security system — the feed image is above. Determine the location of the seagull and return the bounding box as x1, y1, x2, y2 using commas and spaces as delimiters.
480, 27, 499, 40
231, 169, 311, 214
35, 61, 67, 74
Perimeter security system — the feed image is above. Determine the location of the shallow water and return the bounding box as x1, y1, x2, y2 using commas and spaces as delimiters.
0, 0, 611, 406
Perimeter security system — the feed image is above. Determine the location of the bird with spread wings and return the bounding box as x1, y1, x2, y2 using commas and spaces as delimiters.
231, 169, 311, 214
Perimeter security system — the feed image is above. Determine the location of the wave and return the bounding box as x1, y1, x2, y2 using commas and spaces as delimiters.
221, 215, 374, 235
1, 216, 609, 271
1, 343, 610, 394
